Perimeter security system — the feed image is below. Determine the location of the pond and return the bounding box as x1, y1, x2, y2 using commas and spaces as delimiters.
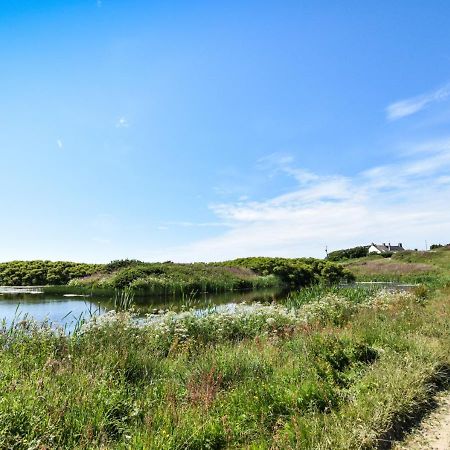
0, 282, 415, 332
0, 286, 287, 332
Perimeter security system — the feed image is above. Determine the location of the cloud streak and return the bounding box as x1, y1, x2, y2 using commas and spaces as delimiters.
142, 140, 450, 261
386, 84, 450, 120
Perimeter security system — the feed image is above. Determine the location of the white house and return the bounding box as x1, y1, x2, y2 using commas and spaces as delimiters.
368, 242, 405, 254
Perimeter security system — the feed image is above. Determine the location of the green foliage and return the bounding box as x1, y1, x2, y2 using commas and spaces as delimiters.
113, 288, 135, 311
412, 284, 429, 301
285, 284, 378, 309
71, 262, 279, 295
0, 286, 448, 448
430, 243, 449, 250
218, 257, 354, 286
344, 245, 450, 285
104, 259, 143, 273
327, 245, 369, 261
0, 258, 353, 295
0, 260, 101, 286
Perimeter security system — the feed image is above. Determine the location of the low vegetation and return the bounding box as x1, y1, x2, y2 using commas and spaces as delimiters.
326, 245, 369, 262
69, 262, 281, 295
1, 250, 449, 447
0, 260, 101, 286
217, 257, 355, 286
344, 246, 450, 285
0, 282, 449, 448
0, 257, 354, 296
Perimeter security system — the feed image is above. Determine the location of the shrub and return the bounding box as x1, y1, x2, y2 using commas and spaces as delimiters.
104, 259, 143, 273
0, 261, 101, 286
327, 246, 369, 262
219, 257, 351, 287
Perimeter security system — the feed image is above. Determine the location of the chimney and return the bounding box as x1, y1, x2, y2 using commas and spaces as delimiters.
382, 243, 386, 246
399, 243, 402, 248
388, 242, 391, 250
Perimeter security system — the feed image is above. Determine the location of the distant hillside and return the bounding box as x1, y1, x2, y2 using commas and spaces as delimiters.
343, 247, 450, 283
0, 257, 354, 294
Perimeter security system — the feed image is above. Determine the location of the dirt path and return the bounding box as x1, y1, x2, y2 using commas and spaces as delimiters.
394, 391, 450, 449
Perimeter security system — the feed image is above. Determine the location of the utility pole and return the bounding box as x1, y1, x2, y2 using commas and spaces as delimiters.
325, 245, 328, 258
425, 240, 428, 251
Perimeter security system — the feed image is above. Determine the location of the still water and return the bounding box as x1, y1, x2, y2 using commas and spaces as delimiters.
0, 282, 414, 331
0, 286, 286, 330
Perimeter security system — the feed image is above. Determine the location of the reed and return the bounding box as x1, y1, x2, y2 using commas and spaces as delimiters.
113, 287, 135, 311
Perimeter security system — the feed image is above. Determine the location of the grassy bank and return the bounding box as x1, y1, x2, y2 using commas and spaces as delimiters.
0, 258, 353, 297
69, 262, 280, 295
1, 283, 449, 448
343, 247, 450, 285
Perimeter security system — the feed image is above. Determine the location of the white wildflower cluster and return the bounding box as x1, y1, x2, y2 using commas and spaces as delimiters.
143, 302, 300, 344
364, 289, 415, 310
297, 294, 358, 325
79, 310, 134, 333
78, 289, 418, 344
79, 303, 299, 343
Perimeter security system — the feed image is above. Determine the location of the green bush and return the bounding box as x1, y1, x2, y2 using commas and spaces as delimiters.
218, 257, 353, 287
0, 261, 101, 286
327, 246, 369, 262
104, 259, 143, 273
0, 257, 354, 294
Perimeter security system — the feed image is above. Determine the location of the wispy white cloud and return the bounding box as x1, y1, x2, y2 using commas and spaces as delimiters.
116, 117, 129, 128
257, 152, 319, 184
164, 221, 229, 228
386, 84, 450, 120
142, 141, 450, 261
96, 0, 102, 7
56, 139, 63, 149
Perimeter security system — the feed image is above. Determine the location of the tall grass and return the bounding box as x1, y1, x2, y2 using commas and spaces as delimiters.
113, 288, 135, 311
344, 247, 450, 287
284, 283, 379, 308
69, 264, 281, 297
0, 286, 448, 448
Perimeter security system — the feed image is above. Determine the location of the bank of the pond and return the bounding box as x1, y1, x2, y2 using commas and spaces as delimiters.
1, 285, 448, 449
0, 282, 418, 332
0, 258, 354, 295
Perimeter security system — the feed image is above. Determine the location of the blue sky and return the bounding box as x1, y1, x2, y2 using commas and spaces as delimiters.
1, 1, 450, 262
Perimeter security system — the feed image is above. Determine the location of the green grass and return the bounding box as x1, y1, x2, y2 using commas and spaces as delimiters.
284, 284, 379, 309
1, 258, 355, 300
70, 262, 281, 296
68, 257, 354, 297
344, 247, 450, 286
0, 283, 449, 449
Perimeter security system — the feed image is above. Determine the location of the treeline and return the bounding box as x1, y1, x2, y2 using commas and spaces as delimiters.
0, 261, 102, 286
430, 243, 450, 250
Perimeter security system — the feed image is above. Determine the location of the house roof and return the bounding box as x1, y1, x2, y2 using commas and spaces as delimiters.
370, 243, 404, 252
